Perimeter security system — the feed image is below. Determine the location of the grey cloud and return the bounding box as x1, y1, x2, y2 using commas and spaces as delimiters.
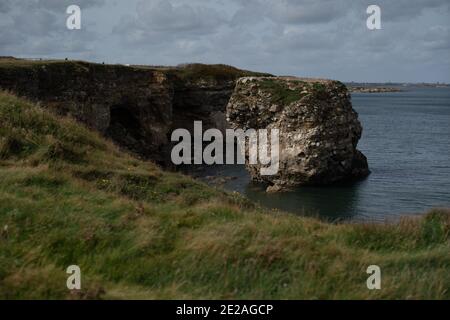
0, 0, 449, 82
372, 0, 449, 21
114, 0, 226, 43
136, 0, 224, 33
267, 0, 349, 24
0, 0, 103, 57
0, 0, 12, 13
0, 0, 105, 13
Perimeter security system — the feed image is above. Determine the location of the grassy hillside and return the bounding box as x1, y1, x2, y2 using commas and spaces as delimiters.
0, 90, 449, 299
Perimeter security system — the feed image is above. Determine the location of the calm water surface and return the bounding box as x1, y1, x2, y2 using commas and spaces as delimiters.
193, 87, 450, 222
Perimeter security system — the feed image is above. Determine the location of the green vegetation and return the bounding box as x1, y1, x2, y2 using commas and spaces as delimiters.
0, 57, 63, 68
0, 57, 96, 71
165, 63, 272, 82
0, 90, 449, 299
259, 79, 305, 105
258, 79, 338, 105
312, 82, 327, 93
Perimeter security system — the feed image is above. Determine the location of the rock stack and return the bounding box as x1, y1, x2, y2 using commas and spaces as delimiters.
226, 77, 370, 192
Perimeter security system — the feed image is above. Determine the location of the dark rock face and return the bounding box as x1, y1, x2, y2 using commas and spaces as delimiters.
0, 61, 172, 163
168, 63, 271, 135
171, 78, 235, 134
226, 77, 370, 190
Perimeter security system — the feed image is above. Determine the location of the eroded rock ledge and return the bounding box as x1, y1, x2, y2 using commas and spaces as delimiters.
226, 77, 370, 191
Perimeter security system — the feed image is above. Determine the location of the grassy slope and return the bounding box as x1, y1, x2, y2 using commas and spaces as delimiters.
0, 90, 449, 299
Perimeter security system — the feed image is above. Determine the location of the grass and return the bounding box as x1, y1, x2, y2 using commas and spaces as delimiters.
259, 79, 305, 105
0, 57, 99, 72
258, 79, 333, 105
0, 90, 449, 299
163, 63, 272, 83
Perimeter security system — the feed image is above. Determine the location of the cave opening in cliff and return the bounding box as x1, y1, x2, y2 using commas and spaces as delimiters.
106, 104, 144, 153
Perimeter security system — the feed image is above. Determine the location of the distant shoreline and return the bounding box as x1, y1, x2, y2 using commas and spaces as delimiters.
348, 86, 403, 93
345, 81, 450, 94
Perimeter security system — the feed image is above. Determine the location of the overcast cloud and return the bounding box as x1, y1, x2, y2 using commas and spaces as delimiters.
1, 0, 449, 82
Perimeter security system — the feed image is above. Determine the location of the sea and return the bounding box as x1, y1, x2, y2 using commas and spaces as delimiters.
189, 86, 450, 222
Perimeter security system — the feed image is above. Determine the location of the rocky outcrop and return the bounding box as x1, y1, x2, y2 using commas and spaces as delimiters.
226, 77, 370, 191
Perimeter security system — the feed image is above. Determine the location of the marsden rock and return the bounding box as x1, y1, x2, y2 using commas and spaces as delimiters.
226, 76, 370, 191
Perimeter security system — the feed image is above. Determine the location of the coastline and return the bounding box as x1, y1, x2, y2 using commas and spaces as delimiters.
348, 86, 403, 93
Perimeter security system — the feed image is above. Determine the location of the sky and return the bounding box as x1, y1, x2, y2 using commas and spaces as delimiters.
1, 0, 449, 83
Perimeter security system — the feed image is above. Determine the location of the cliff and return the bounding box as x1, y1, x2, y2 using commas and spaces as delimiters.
0, 58, 269, 164
0, 59, 172, 163
226, 77, 370, 190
